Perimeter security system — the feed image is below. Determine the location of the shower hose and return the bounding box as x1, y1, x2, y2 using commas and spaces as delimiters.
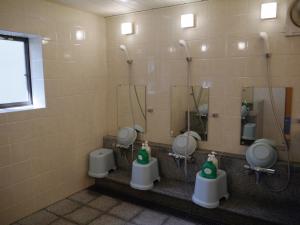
127, 63, 147, 160
264, 55, 291, 192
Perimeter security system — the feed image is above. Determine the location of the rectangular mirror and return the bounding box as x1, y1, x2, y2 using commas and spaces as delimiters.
117, 84, 147, 132
240, 87, 292, 146
171, 85, 209, 141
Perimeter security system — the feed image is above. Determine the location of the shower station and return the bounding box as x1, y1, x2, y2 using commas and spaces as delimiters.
119, 44, 160, 191
241, 0, 300, 191
116, 44, 144, 151
169, 40, 199, 170
243, 32, 291, 191
169, 39, 229, 208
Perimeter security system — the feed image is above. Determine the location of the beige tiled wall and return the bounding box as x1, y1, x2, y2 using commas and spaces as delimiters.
1, 0, 300, 223
106, 0, 300, 161
0, 0, 107, 224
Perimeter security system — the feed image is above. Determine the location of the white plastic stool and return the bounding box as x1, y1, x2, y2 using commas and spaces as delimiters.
88, 148, 116, 178
192, 169, 229, 209
130, 157, 160, 190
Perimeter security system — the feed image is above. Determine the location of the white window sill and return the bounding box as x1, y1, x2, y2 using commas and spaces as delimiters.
0, 104, 45, 114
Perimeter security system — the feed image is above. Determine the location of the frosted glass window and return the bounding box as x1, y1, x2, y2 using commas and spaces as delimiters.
0, 35, 32, 108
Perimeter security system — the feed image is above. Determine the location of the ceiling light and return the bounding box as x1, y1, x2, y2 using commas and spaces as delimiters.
181, 14, 195, 28
261, 2, 277, 19
121, 22, 134, 35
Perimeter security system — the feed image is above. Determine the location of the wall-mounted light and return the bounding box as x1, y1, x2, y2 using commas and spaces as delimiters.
121, 22, 134, 35
181, 14, 195, 28
75, 30, 86, 41
261, 2, 277, 19
238, 41, 246, 50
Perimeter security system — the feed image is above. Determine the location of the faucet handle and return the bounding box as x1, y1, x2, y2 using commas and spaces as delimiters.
244, 164, 275, 174
256, 167, 276, 174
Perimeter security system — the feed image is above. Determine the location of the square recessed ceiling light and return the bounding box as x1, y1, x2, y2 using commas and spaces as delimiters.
121, 22, 134, 35
181, 14, 195, 28
261, 2, 277, 19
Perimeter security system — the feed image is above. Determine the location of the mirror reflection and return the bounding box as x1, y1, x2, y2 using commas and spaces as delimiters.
117, 84, 147, 132
241, 87, 293, 146
171, 85, 209, 141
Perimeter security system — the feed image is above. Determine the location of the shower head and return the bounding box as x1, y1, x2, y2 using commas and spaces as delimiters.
120, 44, 133, 64
178, 39, 188, 48
259, 32, 271, 57
120, 44, 127, 52
178, 39, 192, 62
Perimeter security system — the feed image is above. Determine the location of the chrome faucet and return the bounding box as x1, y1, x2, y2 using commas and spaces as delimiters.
244, 164, 276, 184
168, 152, 195, 168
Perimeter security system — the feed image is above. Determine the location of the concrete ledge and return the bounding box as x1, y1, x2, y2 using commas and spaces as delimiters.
94, 169, 293, 225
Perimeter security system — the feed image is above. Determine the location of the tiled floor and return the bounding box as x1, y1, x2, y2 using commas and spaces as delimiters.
12, 189, 201, 225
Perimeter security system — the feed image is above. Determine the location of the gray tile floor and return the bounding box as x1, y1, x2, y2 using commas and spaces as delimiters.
13, 189, 202, 225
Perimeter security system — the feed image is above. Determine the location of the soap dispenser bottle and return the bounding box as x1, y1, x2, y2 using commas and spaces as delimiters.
200, 153, 217, 179
209, 151, 218, 170
144, 140, 151, 161
137, 143, 149, 165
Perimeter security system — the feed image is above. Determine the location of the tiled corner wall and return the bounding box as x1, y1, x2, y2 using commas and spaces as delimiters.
0, 0, 107, 224
106, 0, 300, 161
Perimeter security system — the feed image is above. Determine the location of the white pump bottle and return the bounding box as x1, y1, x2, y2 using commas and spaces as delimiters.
208, 152, 218, 170
144, 141, 151, 160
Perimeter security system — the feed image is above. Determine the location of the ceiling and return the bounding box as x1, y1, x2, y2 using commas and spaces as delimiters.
48, 0, 203, 17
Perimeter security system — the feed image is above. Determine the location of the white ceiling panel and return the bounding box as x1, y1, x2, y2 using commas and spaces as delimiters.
48, 0, 204, 17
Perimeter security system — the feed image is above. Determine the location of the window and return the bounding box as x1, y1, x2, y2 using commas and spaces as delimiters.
0, 34, 32, 109
0, 30, 46, 113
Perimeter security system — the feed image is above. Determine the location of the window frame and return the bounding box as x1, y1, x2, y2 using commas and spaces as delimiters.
0, 34, 33, 109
